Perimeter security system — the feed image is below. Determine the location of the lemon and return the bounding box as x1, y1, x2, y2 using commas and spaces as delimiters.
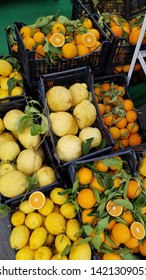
16, 246, 35, 260
55, 233, 71, 253
36, 166, 56, 187
34, 246, 52, 260
139, 157, 146, 176
29, 227, 47, 250
60, 202, 77, 219
9, 71, 23, 80
10, 225, 30, 250
18, 126, 41, 149
3, 109, 24, 131
69, 238, 91, 260
0, 118, 5, 134
0, 162, 16, 176
0, 59, 13, 76
11, 210, 25, 226
66, 219, 81, 241
19, 200, 35, 214
45, 212, 66, 235
0, 141, 20, 161
44, 233, 55, 246
142, 178, 146, 190
0, 132, 17, 143
51, 254, 68, 260
0, 89, 9, 98
1, 78, 9, 90
25, 212, 42, 229
38, 197, 54, 216
50, 187, 67, 205
11, 86, 24, 96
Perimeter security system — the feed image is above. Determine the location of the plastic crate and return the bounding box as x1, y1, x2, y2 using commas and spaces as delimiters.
93, 73, 146, 148
14, 16, 110, 88
74, 0, 146, 19
0, 99, 61, 206
6, 25, 18, 57
37, 66, 114, 168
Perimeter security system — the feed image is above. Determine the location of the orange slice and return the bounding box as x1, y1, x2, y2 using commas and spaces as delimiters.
130, 222, 145, 240
82, 32, 96, 48
106, 200, 123, 217
50, 33, 65, 47
29, 191, 46, 210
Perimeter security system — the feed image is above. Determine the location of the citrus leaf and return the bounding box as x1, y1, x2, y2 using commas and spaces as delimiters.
92, 234, 103, 250
16, 115, 33, 133
72, 178, 79, 194
30, 123, 42, 135
91, 187, 101, 203
82, 137, 94, 155
113, 199, 133, 211
41, 114, 49, 134
82, 225, 93, 236
95, 216, 109, 234
7, 77, 16, 94
61, 244, 71, 256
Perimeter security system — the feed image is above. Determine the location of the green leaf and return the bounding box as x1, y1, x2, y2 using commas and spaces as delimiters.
41, 114, 49, 134
91, 187, 101, 203
92, 234, 103, 250
113, 199, 133, 211
30, 123, 42, 136
95, 216, 109, 234
82, 225, 93, 236
16, 115, 33, 133
72, 178, 79, 194
102, 157, 123, 170
77, 237, 92, 246
61, 244, 71, 256
7, 77, 16, 94
82, 137, 94, 155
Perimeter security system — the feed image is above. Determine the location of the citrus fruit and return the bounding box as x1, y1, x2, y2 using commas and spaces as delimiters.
25, 212, 43, 229
66, 219, 81, 241
62, 43, 77, 58
124, 236, 139, 249
139, 239, 146, 256
0, 59, 13, 77
69, 237, 91, 260
10, 225, 30, 250
34, 246, 52, 260
82, 32, 96, 47
91, 176, 105, 192
38, 197, 54, 216
28, 191, 46, 210
52, 21, 66, 35
106, 200, 123, 217
11, 210, 25, 226
16, 245, 35, 260
111, 222, 131, 243
77, 166, 93, 185
60, 202, 77, 219
81, 208, 97, 225
102, 253, 122, 260
50, 33, 65, 47
50, 187, 67, 205
126, 179, 141, 199
77, 188, 96, 209
29, 227, 47, 250
45, 212, 66, 235
19, 199, 35, 214
55, 233, 71, 253
130, 222, 145, 240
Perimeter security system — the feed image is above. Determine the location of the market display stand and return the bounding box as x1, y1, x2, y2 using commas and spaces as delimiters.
127, 14, 146, 85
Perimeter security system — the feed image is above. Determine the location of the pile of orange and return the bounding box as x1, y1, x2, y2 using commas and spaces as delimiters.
18, 16, 102, 61
94, 81, 142, 149
74, 154, 146, 260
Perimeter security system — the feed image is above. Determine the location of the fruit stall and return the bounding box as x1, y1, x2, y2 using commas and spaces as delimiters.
0, 0, 146, 261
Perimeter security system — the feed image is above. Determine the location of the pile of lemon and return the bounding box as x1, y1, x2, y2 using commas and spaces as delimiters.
10, 187, 92, 260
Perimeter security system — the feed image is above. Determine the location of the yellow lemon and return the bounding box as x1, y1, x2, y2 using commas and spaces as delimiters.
69, 237, 91, 260
66, 219, 81, 241
11, 86, 24, 96
50, 187, 67, 205
34, 246, 52, 260
11, 210, 25, 226
0, 118, 5, 134
16, 246, 35, 260
25, 212, 42, 229
29, 227, 47, 250
38, 197, 54, 216
60, 202, 77, 219
1, 78, 9, 90
45, 212, 66, 235
51, 254, 68, 260
10, 225, 30, 250
55, 233, 71, 253
19, 200, 35, 214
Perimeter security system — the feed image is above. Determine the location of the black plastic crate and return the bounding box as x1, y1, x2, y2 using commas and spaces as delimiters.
14, 16, 110, 88
93, 73, 146, 148
38, 66, 114, 168
0, 99, 61, 206
74, 0, 146, 19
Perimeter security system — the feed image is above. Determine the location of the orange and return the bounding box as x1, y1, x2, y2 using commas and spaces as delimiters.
120, 128, 130, 139
89, 40, 102, 52
103, 114, 115, 127
122, 64, 131, 73
106, 200, 123, 217
94, 160, 108, 172
91, 176, 105, 192
82, 32, 96, 47
101, 82, 111, 91
81, 208, 97, 225
110, 15, 120, 28
90, 230, 105, 243
94, 86, 101, 96
77, 167, 93, 185
109, 156, 123, 171
120, 211, 133, 224
104, 234, 120, 248
105, 104, 112, 112
132, 246, 140, 253
52, 21, 66, 35
77, 188, 96, 209
23, 37, 35, 50
120, 139, 129, 148
76, 44, 90, 56
33, 31, 45, 43
102, 253, 122, 260
134, 63, 141, 71
113, 177, 122, 188
126, 110, 137, 122
111, 222, 131, 243
97, 103, 106, 115
106, 219, 116, 230
127, 122, 139, 134
62, 43, 77, 59
111, 25, 123, 37
88, 28, 100, 40
82, 18, 93, 29
20, 26, 32, 38
128, 133, 142, 147
46, 33, 52, 42
124, 235, 139, 249
109, 126, 121, 140
117, 85, 126, 96
29, 191, 46, 210
74, 33, 84, 45
126, 179, 142, 199
50, 33, 65, 47
115, 117, 127, 129
123, 26, 130, 35
139, 238, 146, 256
129, 29, 141, 45
123, 99, 134, 111
130, 222, 145, 240
35, 45, 45, 58
103, 96, 112, 105
114, 65, 123, 73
